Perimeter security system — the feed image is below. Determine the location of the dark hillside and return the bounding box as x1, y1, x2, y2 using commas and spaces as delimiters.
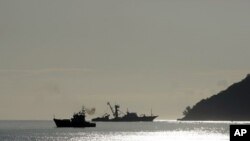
180, 74, 250, 121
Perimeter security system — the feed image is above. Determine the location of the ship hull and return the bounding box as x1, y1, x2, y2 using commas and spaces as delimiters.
54, 118, 96, 127
92, 116, 158, 122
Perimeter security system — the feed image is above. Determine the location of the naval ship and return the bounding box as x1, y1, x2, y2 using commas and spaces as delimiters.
92, 102, 158, 122
53, 107, 96, 128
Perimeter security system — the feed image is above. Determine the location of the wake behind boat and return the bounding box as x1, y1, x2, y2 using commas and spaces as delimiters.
53, 107, 96, 128
92, 102, 158, 122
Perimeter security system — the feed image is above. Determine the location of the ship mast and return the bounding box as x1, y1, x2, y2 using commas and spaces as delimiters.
107, 102, 119, 118
114, 104, 120, 118
107, 102, 116, 117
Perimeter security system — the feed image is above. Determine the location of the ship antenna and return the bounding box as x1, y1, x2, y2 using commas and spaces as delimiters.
151, 108, 153, 116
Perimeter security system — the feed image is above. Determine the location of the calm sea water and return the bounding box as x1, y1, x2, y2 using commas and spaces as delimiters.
0, 120, 243, 141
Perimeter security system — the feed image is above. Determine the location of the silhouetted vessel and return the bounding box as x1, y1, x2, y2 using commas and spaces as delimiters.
92, 102, 158, 122
53, 107, 96, 128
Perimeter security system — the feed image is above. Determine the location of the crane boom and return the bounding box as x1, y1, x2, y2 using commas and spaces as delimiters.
107, 102, 115, 117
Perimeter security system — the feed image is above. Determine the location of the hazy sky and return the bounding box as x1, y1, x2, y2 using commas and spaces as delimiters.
0, 0, 250, 120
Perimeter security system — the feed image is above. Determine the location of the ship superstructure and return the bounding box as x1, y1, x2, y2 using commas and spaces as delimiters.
92, 102, 158, 122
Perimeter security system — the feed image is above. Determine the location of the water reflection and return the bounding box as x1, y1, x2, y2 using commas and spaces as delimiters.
0, 120, 238, 141
72, 131, 227, 141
